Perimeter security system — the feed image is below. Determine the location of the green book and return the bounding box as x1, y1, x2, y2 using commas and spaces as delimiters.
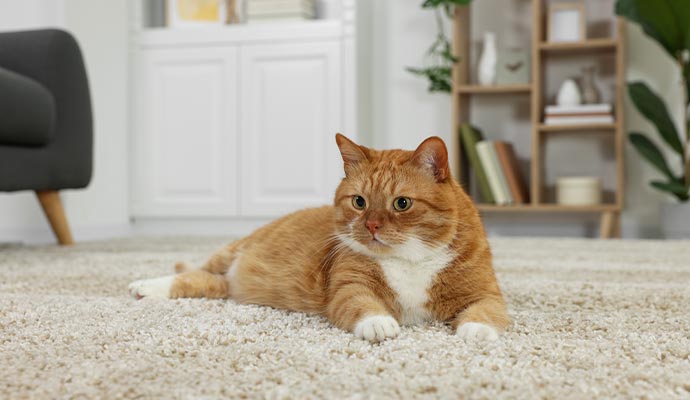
460, 124, 495, 203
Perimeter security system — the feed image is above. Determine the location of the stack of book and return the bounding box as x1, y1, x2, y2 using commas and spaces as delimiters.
247, 0, 315, 22
460, 124, 529, 205
543, 104, 614, 126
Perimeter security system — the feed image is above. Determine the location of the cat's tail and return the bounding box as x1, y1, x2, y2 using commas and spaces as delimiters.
173, 238, 246, 277
174, 262, 194, 274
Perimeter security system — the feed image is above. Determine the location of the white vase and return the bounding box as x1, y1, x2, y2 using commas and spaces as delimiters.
478, 32, 497, 86
661, 202, 690, 238
556, 79, 582, 106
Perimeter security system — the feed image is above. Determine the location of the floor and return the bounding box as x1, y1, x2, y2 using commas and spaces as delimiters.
1, 237, 689, 398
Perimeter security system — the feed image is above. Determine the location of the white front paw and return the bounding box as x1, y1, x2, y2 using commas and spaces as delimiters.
128, 276, 174, 299
456, 322, 499, 342
354, 315, 400, 342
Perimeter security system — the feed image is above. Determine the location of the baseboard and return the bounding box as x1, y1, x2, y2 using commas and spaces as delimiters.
0, 223, 133, 245
0, 217, 275, 245
131, 217, 275, 237
483, 213, 659, 239
0, 215, 659, 245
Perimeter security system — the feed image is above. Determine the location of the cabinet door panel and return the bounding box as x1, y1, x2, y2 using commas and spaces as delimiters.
240, 41, 342, 216
132, 47, 238, 217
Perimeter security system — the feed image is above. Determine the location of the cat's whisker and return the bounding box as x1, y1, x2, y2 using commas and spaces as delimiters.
315, 233, 352, 278
128, 134, 508, 343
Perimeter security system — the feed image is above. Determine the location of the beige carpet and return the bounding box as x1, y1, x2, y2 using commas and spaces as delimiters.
1, 237, 689, 399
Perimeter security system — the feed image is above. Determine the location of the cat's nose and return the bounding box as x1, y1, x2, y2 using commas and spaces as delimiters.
365, 220, 381, 235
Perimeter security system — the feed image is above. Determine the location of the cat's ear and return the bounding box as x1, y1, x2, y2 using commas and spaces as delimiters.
336, 133, 369, 172
411, 136, 449, 182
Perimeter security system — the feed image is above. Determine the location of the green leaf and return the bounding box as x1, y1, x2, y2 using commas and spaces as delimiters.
615, 0, 690, 59
411, 0, 470, 93
629, 133, 677, 180
405, 66, 452, 93
422, 0, 471, 8
628, 82, 684, 155
682, 63, 690, 106
650, 180, 690, 201
441, 40, 459, 63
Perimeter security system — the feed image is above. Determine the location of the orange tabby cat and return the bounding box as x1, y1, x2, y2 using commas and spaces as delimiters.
129, 134, 509, 342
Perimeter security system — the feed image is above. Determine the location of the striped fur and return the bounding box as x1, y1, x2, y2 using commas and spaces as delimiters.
129, 134, 509, 342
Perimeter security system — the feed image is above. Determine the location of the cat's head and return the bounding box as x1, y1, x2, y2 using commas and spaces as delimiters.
333, 134, 460, 261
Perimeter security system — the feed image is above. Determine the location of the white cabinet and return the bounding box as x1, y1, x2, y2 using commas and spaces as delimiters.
131, 47, 239, 216
240, 42, 342, 216
129, 17, 356, 222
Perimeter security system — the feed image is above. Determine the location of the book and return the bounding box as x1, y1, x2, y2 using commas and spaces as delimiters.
494, 141, 529, 204
545, 111, 612, 117
544, 103, 612, 115
490, 142, 514, 205
543, 115, 615, 125
476, 141, 512, 205
460, 124, 495, 204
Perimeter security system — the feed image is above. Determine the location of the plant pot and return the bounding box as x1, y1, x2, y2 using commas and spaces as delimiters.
661, 201, 690, 238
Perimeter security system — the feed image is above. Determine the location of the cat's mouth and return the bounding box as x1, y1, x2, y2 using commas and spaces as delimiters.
339, 231, 395, 256
368, 234, 391, 248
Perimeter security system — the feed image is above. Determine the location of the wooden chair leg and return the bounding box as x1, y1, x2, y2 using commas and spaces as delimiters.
35, 190, 74, 245
612, 212, 621, 238
599, 211, 619, 239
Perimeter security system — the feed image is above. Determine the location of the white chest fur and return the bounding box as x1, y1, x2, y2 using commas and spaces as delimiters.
377, 244, 454, 326
338, 235, 455, 326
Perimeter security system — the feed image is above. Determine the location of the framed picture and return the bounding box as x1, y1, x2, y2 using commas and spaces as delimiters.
547, 3, 586, 42
167, 0, 227, 27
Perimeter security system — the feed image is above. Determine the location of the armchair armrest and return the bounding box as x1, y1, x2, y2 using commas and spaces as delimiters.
0, 66, 55, 146
0, 29, 93, 190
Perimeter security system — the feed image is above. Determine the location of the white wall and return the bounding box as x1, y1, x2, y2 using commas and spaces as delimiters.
369, 0, 453, 151
0, 0, 130, 243
623, 24, 682, 238
364, 0, 679, 238
0, 0, 679, 241
0, 0, 65, 30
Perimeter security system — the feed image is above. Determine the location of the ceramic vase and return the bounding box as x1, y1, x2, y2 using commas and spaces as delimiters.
478, 32, 497, 86
581, 66, 601, 104
556, 79, 582, 107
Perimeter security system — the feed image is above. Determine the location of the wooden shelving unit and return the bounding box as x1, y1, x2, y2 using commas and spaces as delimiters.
538, 123, 617, 132
450, 0, 626, 238
456, 84, 533, 94
539, 38, 618, 52
476, 203, 619, 213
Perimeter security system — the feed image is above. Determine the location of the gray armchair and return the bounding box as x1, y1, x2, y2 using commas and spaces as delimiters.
0, 29, 93, 245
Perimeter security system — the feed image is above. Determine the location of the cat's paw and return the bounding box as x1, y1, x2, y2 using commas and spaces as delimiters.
456, 322, 499, 342
128, 276, 175, 299
354, 315, 400, 342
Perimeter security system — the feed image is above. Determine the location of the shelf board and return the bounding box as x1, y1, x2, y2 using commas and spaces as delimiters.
538, 123, 617, 132
456, 84, 532, 94
477, 204, 620, 213
539, 38, 618, 53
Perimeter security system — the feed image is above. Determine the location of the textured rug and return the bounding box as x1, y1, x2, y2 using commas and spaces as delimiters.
1, 237, 689, 399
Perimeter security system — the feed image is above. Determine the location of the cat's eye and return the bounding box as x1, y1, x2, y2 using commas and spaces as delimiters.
393, 197, 412, 211
352, 195, 366, 210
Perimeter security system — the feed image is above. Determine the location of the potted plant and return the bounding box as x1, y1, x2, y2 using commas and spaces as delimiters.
616, 0, 690, 238
407, 0, 472, 93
